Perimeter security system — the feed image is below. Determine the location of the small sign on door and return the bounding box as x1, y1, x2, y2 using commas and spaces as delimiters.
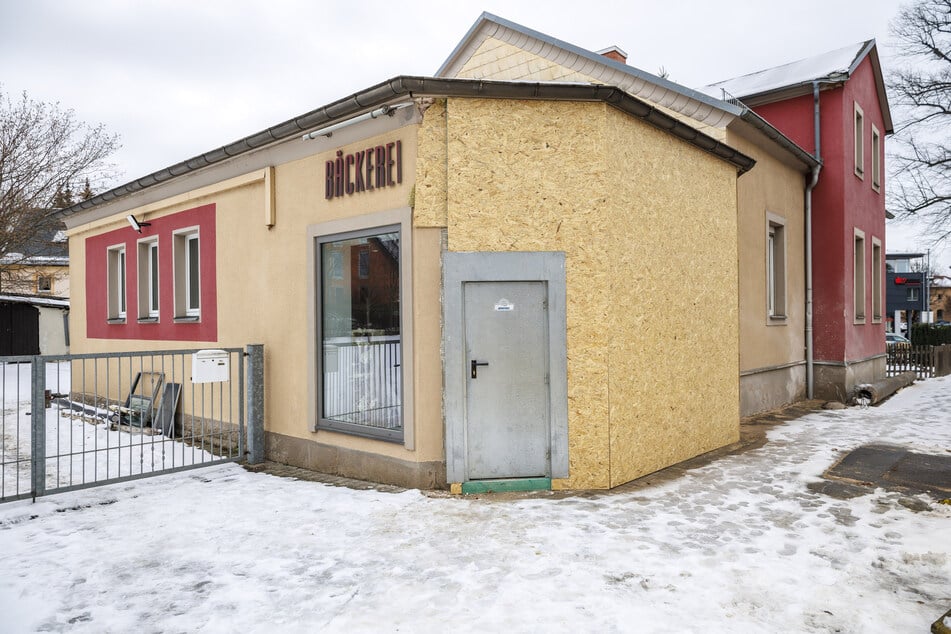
494, 299, 514, 312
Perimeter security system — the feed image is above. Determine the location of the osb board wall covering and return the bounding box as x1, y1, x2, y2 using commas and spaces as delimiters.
413, 99, 449, 228
433, 98, 740, 489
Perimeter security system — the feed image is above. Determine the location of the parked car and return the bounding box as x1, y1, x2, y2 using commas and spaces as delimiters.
886, 333, 911, 348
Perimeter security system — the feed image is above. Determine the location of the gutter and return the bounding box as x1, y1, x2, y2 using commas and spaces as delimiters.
60, 76, 755, 216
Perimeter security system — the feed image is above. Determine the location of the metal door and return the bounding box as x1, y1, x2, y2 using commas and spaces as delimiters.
463, 281, 550, 479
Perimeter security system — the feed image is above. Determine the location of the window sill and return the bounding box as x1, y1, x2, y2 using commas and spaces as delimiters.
107, 318, 126, 325
174, 316, 201, 323
137, 317, 159, 324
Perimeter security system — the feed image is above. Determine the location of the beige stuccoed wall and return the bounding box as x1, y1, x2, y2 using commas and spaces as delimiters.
69, 124, 446, 470
420, 97, 740, 489
729, 131, 808, 413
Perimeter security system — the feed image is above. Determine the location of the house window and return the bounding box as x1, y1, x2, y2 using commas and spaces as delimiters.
107, 245, 126, 320
317, 225, 402, 441
36, 275, 53, 294
871, 125, 881, 192
908, 287, 920, 302
854, 229, 866, 322
854, 102, 865, 179
766, 213, 786, 320
174, 229, 200, 318
137, 238, 160, 319
872, 238, 882, 322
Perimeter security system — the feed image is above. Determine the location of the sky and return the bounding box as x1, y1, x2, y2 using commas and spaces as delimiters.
0, 0, 945, 268
2, 361, 950, 631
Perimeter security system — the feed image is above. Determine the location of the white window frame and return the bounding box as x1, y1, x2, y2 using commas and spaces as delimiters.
872, 237, 882, 323
854, 102, 865, 179
908, 287, 920, 302
871, 124, 881, 192
854, 228, 866, 323
137, 237, 160, 320
766, 212, 787, 322
107, 244, 127, 321
173, 228, 201, 319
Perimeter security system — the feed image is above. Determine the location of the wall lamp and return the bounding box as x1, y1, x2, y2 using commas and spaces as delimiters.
126, 214, 151, 233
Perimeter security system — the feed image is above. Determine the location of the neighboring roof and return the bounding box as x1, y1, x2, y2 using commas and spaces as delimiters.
2, 219, 69, 264
436, 12, 817, 171
60, 76, 755, 217
886, 252, 926, 259
0, 293, 69, 308
701, 41, 893, 134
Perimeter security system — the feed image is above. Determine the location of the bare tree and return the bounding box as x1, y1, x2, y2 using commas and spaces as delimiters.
0, 88, 119, 289
888, 0, 951, 241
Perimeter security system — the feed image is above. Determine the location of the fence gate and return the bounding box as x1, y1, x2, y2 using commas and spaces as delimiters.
1, 345, 264, 503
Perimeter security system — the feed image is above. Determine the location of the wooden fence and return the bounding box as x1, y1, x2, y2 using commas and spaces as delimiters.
886, 344, 951, 379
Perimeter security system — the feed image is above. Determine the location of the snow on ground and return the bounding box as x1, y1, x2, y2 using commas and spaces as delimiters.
2, 362, 219, 499
1, 377, 950, 633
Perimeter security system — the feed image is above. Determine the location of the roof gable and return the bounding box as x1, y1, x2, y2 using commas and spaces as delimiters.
437, 12, 740, 129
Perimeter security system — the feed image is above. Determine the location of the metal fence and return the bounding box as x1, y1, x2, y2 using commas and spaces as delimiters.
1, 345, 264, 503
885, 343, 951, 380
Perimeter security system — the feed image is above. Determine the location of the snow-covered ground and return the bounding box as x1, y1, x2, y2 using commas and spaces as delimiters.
1, 377, 949, 633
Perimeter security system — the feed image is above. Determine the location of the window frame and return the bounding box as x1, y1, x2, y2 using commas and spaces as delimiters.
766, 212, 787, 322
173, 227, 201, 320
36, 275, 53, 294
854, 102, 865, 179
871, 237, 882, 323
137, 237, 160, 321
306, 207, 415, 449
854, 228, 866, 323
908, 287, 920, 302
871, 124, 881, 192
106, 244, 127, 322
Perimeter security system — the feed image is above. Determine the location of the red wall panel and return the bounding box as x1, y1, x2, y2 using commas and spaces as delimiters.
85, 204, 218, 341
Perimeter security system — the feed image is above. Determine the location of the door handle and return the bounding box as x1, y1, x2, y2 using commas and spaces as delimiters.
470, 359, 489, 379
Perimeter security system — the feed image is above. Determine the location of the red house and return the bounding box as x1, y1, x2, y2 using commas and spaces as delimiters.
704, 41, 893, 401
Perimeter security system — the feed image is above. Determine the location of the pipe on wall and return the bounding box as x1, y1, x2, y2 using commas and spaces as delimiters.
806, 81, 823, 399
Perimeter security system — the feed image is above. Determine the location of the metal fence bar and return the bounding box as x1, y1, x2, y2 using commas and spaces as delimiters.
247, 344, 264, 464
30, 357, 46, 499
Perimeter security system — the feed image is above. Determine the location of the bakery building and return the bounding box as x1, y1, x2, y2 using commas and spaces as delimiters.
62, 76, 752, 491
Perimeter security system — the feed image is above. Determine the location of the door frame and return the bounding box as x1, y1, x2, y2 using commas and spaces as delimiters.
442, 251, 568, 483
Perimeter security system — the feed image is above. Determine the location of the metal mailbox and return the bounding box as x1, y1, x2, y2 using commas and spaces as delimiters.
192, 349, 230, 383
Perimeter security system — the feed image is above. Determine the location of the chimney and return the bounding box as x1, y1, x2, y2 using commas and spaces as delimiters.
596, 46, 628, 65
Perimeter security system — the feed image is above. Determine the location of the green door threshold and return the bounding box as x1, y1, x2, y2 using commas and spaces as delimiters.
461, 478, 551, 494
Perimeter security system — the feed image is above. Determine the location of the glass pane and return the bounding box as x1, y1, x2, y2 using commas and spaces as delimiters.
320, 230, 401, 433
187, 236, 200, 311
118, 250, 126, 313
150, 244, 159, 312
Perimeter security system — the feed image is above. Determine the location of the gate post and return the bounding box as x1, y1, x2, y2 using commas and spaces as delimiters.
30, 356, 46, 499
246, 344, 265, 465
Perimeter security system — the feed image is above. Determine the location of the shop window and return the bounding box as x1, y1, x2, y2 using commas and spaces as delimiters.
854, 102, 865, 179
766, 213, 786, 320
317, 225, 402, 441
174, 229, 200, 319
137, 238, 160, 320
36, 275, 53, 294
107, 245, 126, 321
871, 125, 881, 192
872, 238, 882, 322
854, 229, 866, 322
